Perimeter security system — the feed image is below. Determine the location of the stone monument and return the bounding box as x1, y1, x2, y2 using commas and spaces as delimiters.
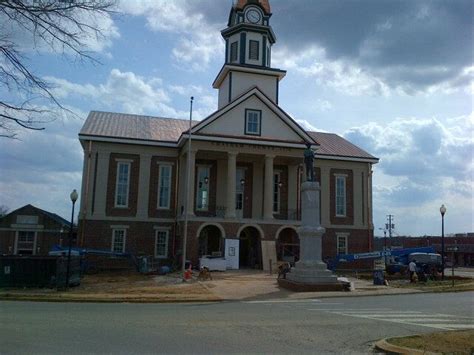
279, 145, 346, 291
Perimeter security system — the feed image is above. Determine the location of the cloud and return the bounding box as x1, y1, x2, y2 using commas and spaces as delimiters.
0, 107, 85, 221
0, 4, 119, 56
344, 113, 473, 233
120, 0, 472, 93
272, 0, 473, 94
45, 69, 217, 120
119, 0, 225, 70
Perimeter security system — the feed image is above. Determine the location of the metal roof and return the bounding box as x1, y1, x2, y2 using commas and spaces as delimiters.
80, 111, 196, 143
80, 111, 378, 161
309, 132, 377, 160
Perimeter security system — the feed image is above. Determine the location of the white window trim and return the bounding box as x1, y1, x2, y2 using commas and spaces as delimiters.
111, 228, 127, 253
196, 165, 211, 212
157, 164, 172, 210
245, 109, 261, 135
273, 171, 281, 214
335, 175, 347, 217
336, 233, 349, 255
154, 229, 169, 259
14, 230, 37, 255
115, 161, 131, 208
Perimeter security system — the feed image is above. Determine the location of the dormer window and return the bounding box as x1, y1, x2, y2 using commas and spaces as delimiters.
245, 109, 261, 136
249, 40, 259, 60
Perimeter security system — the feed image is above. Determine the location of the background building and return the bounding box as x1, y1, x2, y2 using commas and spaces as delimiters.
0, 205, 73, 256
77, 0, 378, 270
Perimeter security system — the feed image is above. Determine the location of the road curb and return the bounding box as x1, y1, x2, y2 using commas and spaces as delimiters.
374, 337, 438, 355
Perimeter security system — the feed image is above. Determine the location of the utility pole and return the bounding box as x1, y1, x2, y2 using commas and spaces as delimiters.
386, 215, 394, 250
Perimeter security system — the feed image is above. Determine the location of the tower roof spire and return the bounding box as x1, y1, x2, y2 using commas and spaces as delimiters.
234, 0, 271, 15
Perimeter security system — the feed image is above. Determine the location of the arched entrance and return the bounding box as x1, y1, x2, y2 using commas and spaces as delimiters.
198, 225, 224, 257
239, 226, 262, 269
276, 227, 300, 264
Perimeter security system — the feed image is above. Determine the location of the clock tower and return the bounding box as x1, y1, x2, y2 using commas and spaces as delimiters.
213, 0, 286, 109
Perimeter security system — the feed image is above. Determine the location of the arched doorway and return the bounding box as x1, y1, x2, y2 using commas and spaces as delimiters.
239, 226, 262, 269
276, 228, 300, 264
198, 225, 224, 257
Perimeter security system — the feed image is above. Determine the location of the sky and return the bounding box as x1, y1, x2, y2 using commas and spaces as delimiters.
0, 0, 472, 237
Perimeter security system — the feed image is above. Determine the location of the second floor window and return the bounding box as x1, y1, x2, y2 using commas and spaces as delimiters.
245, 109, 261, 135
335, 175, 346, 216
158, 165, 172, 209
115, 162, 130, 207
16, 231, 35, 255
196, 166, 210, 211
273, 172, 281, 213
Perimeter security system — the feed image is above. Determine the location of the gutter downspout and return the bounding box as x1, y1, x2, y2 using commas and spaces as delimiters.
367, 163, 373, 251
80, 140, 92, 247
173, 154, 180, 258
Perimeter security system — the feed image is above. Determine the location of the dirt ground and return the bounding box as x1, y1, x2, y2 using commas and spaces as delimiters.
389, 330, 474, 354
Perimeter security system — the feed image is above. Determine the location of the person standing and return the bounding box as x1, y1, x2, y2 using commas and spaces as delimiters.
409, 259, 417, 283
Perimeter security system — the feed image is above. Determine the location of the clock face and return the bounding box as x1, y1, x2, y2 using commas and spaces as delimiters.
246, 9, 261, 24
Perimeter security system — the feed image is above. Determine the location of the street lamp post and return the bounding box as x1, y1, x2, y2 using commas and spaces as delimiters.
439, 204, 447, 280
65, 189, 78, 289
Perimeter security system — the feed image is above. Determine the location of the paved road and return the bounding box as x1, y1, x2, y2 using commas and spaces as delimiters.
1, 292, 473, 354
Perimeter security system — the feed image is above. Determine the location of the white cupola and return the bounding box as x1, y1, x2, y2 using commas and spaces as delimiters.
213, 0, 286, 109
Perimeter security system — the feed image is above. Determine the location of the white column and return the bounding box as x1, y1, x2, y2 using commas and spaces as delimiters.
226, 152, 237, 219
186, 150, 197, 216
137, 154, 152, 218
263, 155, 274, 220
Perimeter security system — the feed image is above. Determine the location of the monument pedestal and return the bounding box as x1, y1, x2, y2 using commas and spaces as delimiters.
279, 181, 348, 292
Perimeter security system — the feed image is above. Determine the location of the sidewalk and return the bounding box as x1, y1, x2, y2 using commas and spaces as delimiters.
0, 270, 424, 303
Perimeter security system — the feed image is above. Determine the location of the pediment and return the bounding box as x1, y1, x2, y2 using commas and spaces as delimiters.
192, 87, 315, 145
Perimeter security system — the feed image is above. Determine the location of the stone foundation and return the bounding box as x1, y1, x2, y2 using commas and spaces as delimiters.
278, 278, 349, 292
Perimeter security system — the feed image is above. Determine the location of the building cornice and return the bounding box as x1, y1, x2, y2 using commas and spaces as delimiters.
213, 64, 286, 89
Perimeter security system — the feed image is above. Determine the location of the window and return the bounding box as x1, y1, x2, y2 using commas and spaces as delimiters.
249, 40, 259, 60
230, 41, 238, 62
115, 162, 130, 207
266, 46, 270, 66
245, 109, 261, 135
335, 175, 346, 216
196, 166, 210, 211
16, 231, 35, 255
158, 165, 172, 209
155, 230, 169, 258
337, 234, 348, 255
273, 172, 281, 213
112, 229, 126, 253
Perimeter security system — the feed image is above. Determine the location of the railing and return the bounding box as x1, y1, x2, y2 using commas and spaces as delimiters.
274, 209, 300, 221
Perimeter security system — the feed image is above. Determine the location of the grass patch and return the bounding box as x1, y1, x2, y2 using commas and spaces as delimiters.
388, 330, 474, 354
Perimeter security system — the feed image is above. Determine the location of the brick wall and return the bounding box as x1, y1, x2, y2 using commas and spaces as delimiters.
148, 156, 178, 219
81, 219, 175, 260
329, 169, 354, 225
106, 153, 140, 217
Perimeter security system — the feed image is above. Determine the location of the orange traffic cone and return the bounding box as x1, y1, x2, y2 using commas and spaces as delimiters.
184, 269, 192, 280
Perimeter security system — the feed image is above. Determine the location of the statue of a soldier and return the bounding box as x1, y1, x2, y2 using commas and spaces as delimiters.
304, 143, 315, 182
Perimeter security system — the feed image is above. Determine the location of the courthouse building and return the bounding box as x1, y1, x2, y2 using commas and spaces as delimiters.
78, 0, 378, 270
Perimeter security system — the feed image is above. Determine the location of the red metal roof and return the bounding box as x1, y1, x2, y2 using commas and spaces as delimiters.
235, 0, 271, 15
80, 111, 378, 161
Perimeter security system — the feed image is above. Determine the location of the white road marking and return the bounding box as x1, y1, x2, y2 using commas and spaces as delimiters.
245, 299, 329, 304
308, 306, 474, 331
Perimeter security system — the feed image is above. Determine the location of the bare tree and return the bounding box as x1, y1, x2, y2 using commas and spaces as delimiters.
0, 205, 8, 217
0, 0, 115, 138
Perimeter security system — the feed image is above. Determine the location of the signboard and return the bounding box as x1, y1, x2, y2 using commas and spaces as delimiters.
373, 258, 385, 271
446, 246, 459, 252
